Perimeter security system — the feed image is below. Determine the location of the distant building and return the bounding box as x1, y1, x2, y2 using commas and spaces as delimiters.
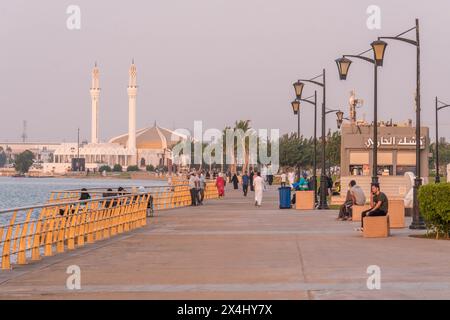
53, 124, 186, 169
0, 142, 58, 163
0, 62, 188, 174
340, 120, 429, 177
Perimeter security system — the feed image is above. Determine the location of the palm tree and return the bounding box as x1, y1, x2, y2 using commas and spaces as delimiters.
233, 120, 253, 174
220, 126, 230, 173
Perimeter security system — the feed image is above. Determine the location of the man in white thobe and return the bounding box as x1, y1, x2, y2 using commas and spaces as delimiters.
253, 172, 264, 207
288, 171, 295, 187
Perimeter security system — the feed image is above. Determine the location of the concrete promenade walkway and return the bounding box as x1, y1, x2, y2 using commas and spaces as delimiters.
0, 186, 449, 299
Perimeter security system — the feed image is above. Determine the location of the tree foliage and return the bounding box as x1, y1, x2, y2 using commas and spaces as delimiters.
279, 130, 341, 170
429, 138, 450, 176
126, 165, 139, 172
0, 147, 6, 167
99, 165, 111, 172
113, 164, 123, 172
14, 150, 34, 173
177, 119, 341, 173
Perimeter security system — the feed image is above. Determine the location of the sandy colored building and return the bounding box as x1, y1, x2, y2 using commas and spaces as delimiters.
340, 120, 429, 178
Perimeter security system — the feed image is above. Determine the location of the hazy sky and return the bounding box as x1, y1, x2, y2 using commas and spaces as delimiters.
1, 0, 450, 143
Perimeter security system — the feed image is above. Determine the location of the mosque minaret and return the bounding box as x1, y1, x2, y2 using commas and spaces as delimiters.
127, 59, 138, 165
90, 62, 100, 144
48, 59, 187, 173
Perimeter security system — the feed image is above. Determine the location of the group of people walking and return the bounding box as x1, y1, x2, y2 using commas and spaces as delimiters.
188, 171, 206, 206
214, 170, 265, 206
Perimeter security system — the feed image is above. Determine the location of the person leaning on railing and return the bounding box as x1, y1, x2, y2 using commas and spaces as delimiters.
137, 186, 153, 217
59, 188, 91, 216
102, 188, 115, 208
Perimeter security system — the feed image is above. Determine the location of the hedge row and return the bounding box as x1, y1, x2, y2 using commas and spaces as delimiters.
418, 183, 450, 239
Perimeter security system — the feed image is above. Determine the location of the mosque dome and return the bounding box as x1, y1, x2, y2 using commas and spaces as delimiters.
109, 124, 187, 150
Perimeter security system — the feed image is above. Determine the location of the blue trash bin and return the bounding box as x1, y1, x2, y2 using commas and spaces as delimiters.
278, 187, 292, 209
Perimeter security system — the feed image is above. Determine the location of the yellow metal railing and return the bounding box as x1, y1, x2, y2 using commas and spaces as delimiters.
0, 193, 149, 270
47, 181, 219, 211
0, 181, 219, 270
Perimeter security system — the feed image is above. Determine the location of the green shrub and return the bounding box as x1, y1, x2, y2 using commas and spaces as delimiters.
146, 164, 155, 172
99, 165, 111, 173
112, 164, 123, 172
126, 165, 139, 172
418, 183, 450, 239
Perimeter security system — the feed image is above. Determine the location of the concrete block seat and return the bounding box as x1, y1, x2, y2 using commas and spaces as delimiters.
295, 191, 315, 210
388, 199, 405, 229
363, 215, 390, 238
352, 204, 371, 222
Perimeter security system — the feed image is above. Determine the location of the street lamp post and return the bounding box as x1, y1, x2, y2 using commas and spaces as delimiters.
379, 18, 425, 229
293, 69, 329, 209
336, 110, 350, 130
293, 91, 318, 204
77, 128, 80, 172
335, 41, 387, 185
435, 97, 450, 183
291, 100, 301, 179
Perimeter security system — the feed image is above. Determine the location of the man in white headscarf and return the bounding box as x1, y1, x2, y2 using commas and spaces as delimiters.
288, 171, 295, 187
253, 171, 264, 207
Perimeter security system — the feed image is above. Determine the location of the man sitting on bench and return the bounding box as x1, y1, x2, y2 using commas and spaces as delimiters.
337, 180, 366, 221
357, 183, 388, 231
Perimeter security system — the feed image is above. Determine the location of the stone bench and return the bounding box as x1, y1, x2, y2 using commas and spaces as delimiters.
352, 204, 371, 222
388, 199, 405, 229
363, 215, 390, 238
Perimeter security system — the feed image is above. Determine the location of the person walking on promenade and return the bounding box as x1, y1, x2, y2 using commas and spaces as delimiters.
356, 183, 388, 231
197, 171, 205, 205
102, 188, 114, 208
242, 172, 249, 196
249, 170, 255, 191
216, 172, 225, 198
280, 171, 287, 187
253, 171, 264, 207
231, 173, 239, 190
327, 174, 333, 197
189, 172, 197, 206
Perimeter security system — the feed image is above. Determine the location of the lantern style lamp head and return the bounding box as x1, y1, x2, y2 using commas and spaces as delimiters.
293, 81, 305, 100
335, 57, 352, 80
291, 100, 300, 115
336, 110, 344, 129
371, 40, 388, 67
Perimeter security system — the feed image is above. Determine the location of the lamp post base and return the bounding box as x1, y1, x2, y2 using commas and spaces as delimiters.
312, 175, 318, 206
371, 176, 379, 185
435, 175, 441, 184
409, 178, 426, 230
318, 174, 329, 210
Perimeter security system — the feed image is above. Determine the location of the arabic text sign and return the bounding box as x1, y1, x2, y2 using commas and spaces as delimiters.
365, 136, 425, 149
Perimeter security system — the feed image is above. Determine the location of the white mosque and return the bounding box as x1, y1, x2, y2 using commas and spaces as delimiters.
51, 61, 188, 172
